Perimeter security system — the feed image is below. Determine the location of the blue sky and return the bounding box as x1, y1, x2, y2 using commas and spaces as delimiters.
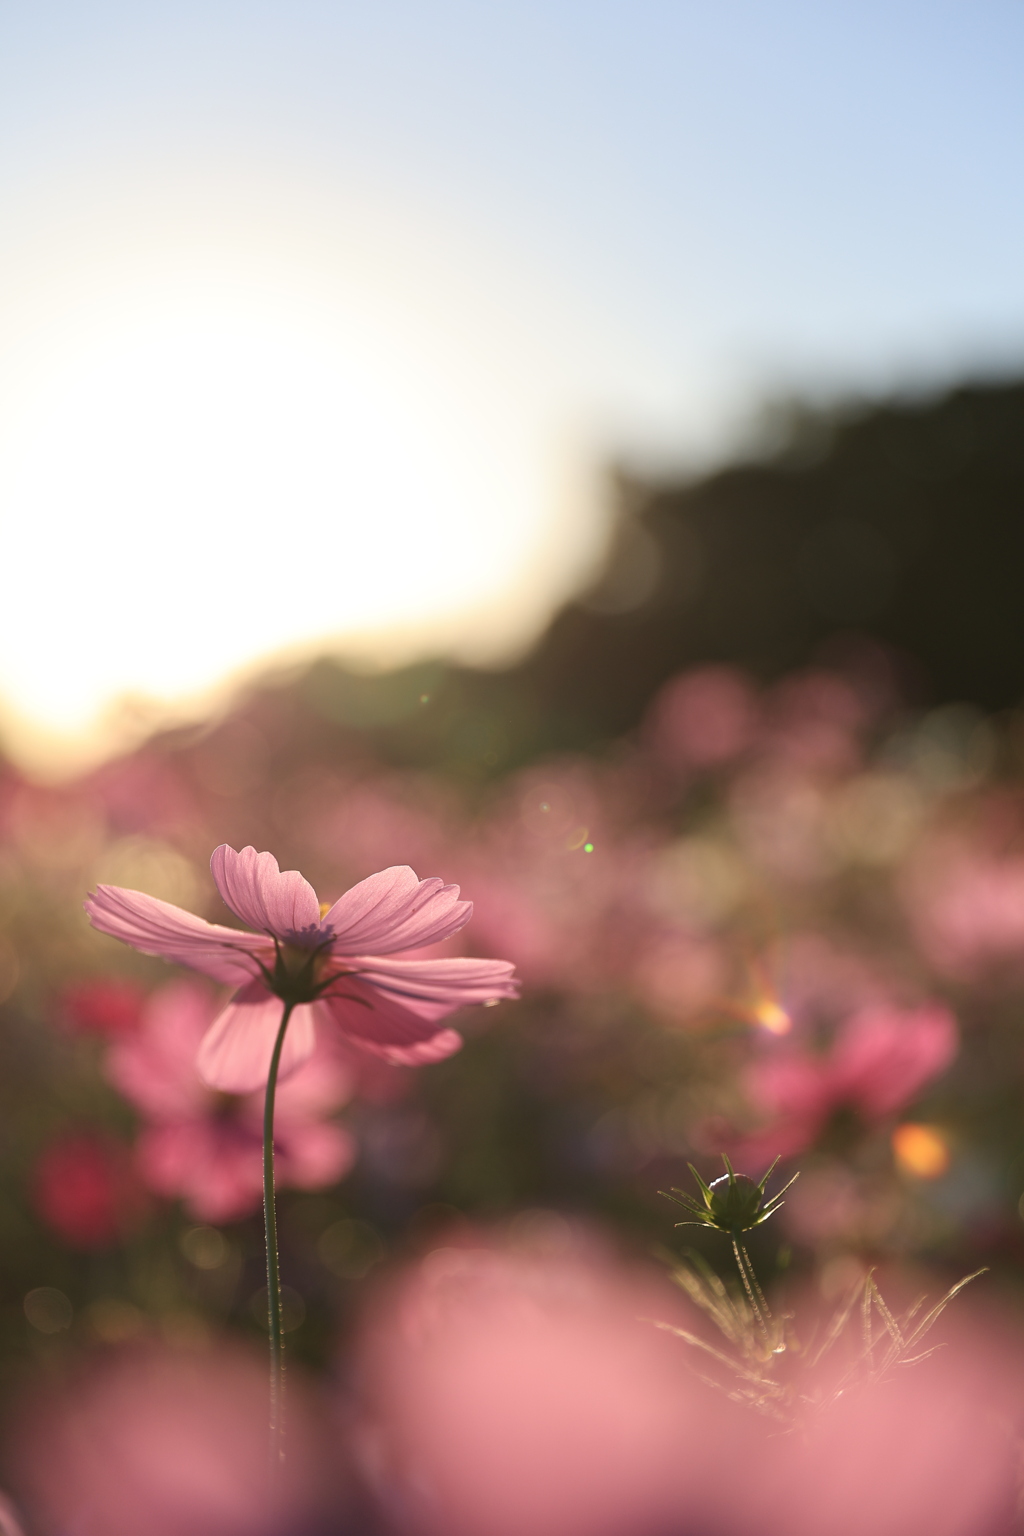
1, 1, 1023, 760
4, 0, 1023, 441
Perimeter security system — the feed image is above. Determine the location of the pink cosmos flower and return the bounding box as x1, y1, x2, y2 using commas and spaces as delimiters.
107, 980, 355, 1223
85, 845, 519, 1093
739, 1002, 958, 1162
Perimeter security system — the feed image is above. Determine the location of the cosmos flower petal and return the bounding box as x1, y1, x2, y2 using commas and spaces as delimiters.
322, 866, 472, 954
346, 954, 520, 1010
376, 1030, 463, 1065
313, 985, 464, 1064
86, 849, 515, 1093
196, 981, 317, 1093
210, 845, 322, 942
84, 885, 269, 986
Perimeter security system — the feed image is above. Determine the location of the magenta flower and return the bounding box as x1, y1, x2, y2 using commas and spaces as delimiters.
33, 1131, 146, 1249
85, 845, 519, 1093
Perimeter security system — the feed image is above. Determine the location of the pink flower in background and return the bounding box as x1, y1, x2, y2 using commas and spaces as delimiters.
33, 1133, 146, 1249
107, 980, 355, 1222
761, 932, 889, 1035
317, 776, 453, 879
450, 763, 656, 994
740, 1003, 958, 1161
828, 1004, 958, 1117
644, 664, 760, 772
57, 977, 146, 1036
85, 844, 519, 1092
759, 670, 870, 775
631, 931, 729, 1025
84, 750, 201, 838
902, 838, 1024, 978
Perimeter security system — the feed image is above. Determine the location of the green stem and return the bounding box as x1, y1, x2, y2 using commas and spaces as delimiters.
264, 999, 295, 1476
731, 1234, 771, 1339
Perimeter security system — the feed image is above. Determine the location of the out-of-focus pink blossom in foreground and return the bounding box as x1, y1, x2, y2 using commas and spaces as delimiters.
85, 844, 518, 1092
356, 1225, 744, 1536
32, 1133, 145, 1249
9, 1342, 330, 1536
107, 980, 355, 1222
751, 1301, 1024, 1536
741, 1002, 958, 1161
357, 1228, 1024, 1536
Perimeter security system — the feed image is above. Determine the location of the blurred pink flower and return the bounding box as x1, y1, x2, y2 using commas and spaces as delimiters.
33, 1133, 146, 1249
107, 980, 355, 1222
317, 776, 453, 876
453, 764, 654, 993
86, 844, 518, 1092
741, 1002, 958, 1160
356, 1226, 743, 1536
829, 1003, 958, 1116
902, 838, 1024, 978
644, 665, 759, 771
764, 932, 890, 1033
0, 1494, 24, 1536
10, 1341, 330, 1536
83, 751, 200, 837
759, 669, 869, 774
729, 762, 836, 883
752, 1300, 1024, 1536
631, 932, 729, 1024
57, 977, 146, 1036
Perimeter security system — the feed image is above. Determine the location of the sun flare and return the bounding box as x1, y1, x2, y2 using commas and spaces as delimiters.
0, 257, 566, 768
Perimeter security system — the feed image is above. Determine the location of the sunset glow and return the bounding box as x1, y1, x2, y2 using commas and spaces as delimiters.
0, 235, 588, 770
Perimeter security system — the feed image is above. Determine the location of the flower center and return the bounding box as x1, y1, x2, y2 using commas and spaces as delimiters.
263, 938, 346, 1006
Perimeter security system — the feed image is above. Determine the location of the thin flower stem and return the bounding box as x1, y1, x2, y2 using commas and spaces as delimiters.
731, 1235, 771, 1339
264, 999, 295, 1478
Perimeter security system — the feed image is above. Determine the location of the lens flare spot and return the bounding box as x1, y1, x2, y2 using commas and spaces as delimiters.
892, 1123, 950, 1179
753, 998, 792, 1035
